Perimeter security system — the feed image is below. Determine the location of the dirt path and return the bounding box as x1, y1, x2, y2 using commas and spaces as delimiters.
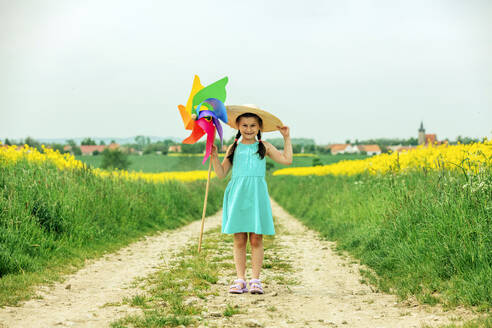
0, 212, 222, 328
0, 199, 476, 328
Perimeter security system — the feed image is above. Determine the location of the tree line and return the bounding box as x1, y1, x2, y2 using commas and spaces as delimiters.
1, 135, 485, 157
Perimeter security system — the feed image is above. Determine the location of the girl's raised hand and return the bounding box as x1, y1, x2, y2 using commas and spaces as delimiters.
277, 125, 290, 138
211, 144, 219, 158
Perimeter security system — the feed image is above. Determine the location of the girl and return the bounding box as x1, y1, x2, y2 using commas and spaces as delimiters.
211, 108, 292, 295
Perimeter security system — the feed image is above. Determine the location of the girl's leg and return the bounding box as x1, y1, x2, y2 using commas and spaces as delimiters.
249, 233, 264, 279
233, 233, 248, 279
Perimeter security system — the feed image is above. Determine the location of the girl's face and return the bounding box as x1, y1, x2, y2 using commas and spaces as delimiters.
238, 117, 260, 142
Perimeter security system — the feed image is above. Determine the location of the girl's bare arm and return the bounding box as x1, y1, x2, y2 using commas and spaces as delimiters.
264, 140, 293, 165
211, 144, 233, 179
265, 125, 293, 165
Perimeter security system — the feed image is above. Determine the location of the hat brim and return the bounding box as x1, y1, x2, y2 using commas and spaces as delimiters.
225, 105, 283, 132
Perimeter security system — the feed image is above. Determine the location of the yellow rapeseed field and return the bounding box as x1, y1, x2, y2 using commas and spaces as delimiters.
274, 140, 492, 177
0, 144, 215, 183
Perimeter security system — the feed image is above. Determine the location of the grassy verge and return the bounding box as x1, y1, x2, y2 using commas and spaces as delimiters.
0, 159, 227, 306
434, 316, 492, 328
267, 168, 491, 311
110, 217, 294, 327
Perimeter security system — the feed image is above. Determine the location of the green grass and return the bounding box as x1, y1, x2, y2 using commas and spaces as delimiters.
223, 304, 240, 317
76, 153, 369, 173
0, 159, 227, 306
435, 316, 492, 327
267, 167, 492, 311
109, 229, 226, 327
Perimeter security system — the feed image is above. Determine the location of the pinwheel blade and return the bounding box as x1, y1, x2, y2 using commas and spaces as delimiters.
192, 77, 228, 108
203, 98, 228, 123
178, 104, 194, 130
213, 117, 224, 147
183, 124, 205, 144
196, 118, 216, 164
185, 75, 205, 115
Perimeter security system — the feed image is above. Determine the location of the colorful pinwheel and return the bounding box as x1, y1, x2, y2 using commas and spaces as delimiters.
178, 75, 228, 164
177, 75, 229, 253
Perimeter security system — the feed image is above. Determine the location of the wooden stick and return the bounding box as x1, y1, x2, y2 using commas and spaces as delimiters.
198, 152, 213, 253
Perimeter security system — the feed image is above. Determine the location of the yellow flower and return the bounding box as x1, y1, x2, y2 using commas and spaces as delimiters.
274, 140, 492, 177
0, 144, 214, 183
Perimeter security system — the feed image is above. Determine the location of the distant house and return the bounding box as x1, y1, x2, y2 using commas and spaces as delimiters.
120, 146, 136, 154
80, 145, 105, 155
64, 143, 119, 155
168, 145, 182, 152
425, 134, 441, 145
357, 144, 381, 155
418, 122, 442, 146
329, 144, 360, 155
385, 122, 442, 153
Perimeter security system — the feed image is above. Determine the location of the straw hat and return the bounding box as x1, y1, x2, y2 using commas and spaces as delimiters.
225, 104, 284, 132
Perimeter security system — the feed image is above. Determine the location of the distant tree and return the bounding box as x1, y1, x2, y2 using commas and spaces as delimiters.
72, 146, 82, 155
99, 140, 106, 145
4, 138, 12, 145
345, 139, 351, 144
50, 143, 66, 154
312, 157, 323, 166
304, 144, 316, 153
316, 145, 331, 154
154, 141, 169, 154
292, 144, 302, 153
142, 141, 168, 155
407, 137, 418, 145
380, 145, 389, 153
110, 139, 116, 144
266, 138, 315, 149
81, 137, 97, 145
456, 135, 479, 144
65, 139, 81, 155
163, 139, 177, 147
24, 136, 42, 151
24, 136, 39, 146
350, 137, 419, 149
181, 142, 205, 153
93, 150, 100, 156
134, 135, 150, 151
101, 149, 130, 170
66, 139, 77, 147
143, 146, 153, 155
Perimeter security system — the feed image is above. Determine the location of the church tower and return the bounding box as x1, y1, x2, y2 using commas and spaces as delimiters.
418, 121, 426, 145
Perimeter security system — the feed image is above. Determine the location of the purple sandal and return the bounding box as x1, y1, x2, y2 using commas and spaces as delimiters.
249, 279, 264, 294
229, 279, 248, 294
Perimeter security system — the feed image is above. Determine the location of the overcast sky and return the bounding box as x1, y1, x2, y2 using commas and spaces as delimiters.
1, 0, 490, 145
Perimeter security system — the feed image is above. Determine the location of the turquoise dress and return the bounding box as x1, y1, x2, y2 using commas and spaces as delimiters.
222, 141, 275, 235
